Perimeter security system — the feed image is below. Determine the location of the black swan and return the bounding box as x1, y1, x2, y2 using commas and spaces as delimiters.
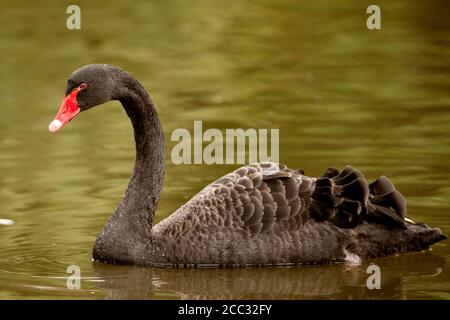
48, 64, 447, 267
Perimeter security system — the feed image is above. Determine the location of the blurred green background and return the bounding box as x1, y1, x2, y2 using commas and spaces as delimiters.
0, 0, 449, 299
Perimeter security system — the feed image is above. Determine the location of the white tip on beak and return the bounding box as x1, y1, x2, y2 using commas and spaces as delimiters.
48, 119, 63, 133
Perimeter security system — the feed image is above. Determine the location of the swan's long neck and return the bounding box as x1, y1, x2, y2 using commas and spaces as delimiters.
117, 82, 165, 230
94, 75, 164, 263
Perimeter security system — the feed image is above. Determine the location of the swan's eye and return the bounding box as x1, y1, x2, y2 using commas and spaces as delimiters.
79, 83, 88, 90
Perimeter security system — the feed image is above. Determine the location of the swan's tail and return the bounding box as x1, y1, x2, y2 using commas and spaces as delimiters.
309, 166, 447, 253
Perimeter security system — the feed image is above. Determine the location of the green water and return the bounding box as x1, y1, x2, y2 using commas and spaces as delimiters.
0, 0, 449, 299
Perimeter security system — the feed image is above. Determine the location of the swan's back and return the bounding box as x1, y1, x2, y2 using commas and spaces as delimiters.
151, 163, 446, 267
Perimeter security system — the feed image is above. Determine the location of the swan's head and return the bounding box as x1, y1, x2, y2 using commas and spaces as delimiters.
49, 64, 122, 133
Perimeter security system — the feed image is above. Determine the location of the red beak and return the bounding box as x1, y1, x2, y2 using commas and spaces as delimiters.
48, 88, 81, 133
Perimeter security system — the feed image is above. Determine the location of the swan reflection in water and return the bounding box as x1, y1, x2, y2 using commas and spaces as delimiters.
91, 251, 445, 300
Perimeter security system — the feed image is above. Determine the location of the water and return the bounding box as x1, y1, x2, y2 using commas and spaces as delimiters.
0, 0, 449, 299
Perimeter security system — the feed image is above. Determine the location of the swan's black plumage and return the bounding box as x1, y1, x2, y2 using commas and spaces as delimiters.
54, 64, 447, 267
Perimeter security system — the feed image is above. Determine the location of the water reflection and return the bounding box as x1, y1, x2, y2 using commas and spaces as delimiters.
92, 252, 445, 300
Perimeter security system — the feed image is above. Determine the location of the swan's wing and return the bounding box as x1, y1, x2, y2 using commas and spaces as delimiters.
192, 163, 409, 235
200, 162, 315, 237
155, 163, 409, 242
155, 162, 315, 239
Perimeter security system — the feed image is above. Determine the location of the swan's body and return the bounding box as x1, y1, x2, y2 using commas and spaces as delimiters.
49, 64, 447, 267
